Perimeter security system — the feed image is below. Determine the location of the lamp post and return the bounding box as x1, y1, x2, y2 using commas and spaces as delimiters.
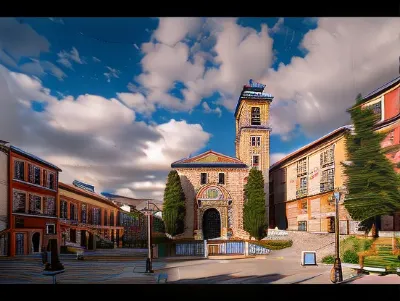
330, 188, 345, 283
140, 200, 161, 274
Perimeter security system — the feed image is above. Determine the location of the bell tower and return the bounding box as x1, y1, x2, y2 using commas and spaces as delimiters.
234, 79, 273, 225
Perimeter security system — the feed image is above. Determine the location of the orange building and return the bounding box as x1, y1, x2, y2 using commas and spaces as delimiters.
58, 181, 124, 250
3, 144, 62, 256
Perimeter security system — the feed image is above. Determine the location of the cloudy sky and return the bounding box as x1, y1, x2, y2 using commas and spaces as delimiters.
0, 17, 399, 201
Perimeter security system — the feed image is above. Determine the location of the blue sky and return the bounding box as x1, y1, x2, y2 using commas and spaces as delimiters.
0, 17, 398, 199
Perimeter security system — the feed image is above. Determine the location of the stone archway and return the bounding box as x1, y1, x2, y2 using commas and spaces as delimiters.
202, 208, 221, 239
32, 232, 40, 253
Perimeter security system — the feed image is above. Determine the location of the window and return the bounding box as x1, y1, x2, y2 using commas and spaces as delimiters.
29, 194, 41, 214
365, 99, 383, 121
252, 155, 260, 169
48, 173, 55, 190
281, 168, 287, 183
60, 200, 68, 219
200, 173, 207, 185
88, 206, 93, 224
70, 203, 77, 220
46, 224, 56, 235
14, 160, 25, 181
296, 177, 308, 198
297, 158, 307, 176
251, 107, 261, 125
320, 168, 334, 192
43, 197, 56, 216
13, 190, 26, 213
298, 221, 307, 231
28, 164, 41, 185
250, 136, 261, 146
81, 204, 87, 224
218, 173, 225, 185
320, 146, 334, 167
93, 208, 101, 225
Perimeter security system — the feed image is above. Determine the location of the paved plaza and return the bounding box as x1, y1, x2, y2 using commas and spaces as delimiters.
1, 248, 400, 284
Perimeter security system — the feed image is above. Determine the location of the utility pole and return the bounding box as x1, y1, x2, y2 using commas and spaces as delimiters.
145, 200, 153, 273
331, 191, 343, 283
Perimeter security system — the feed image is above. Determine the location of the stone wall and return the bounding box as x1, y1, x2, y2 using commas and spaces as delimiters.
176, 167, 249, 239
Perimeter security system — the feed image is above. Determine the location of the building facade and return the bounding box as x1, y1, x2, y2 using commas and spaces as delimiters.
270, 76, 400, 235
357, 76, 400, 231
59, 181, 124, 249
0, 142, 9, 255
171, 80, 272, 240
269, 126, 364, 234
8, 145, 61, 256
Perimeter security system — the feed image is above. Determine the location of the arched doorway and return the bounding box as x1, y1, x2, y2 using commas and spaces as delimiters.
32, 232, 40, 253
202, 208, 221, 239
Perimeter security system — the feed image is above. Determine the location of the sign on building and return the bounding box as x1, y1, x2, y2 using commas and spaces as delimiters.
308, 152, 320, 196
287, 163, 297, 201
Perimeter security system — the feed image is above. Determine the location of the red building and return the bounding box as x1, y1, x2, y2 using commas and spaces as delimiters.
6, 145, 61, 256
358, 75, 400, 231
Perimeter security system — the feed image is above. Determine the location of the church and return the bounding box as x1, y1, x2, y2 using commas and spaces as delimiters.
171, 80, 273, 240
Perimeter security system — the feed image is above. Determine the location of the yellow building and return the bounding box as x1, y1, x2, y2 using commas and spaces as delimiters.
171, 80, 272, 240
269, 125, 364, 235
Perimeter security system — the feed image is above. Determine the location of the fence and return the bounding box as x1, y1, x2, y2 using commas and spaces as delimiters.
207, 240, 245, 256
175, 240, 205, 256
170, 239, 272, 258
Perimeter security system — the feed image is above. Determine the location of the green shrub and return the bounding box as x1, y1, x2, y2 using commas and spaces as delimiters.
252, 239, 293, 250
343, 250, 359, 264
340, 236, 373, 257
322, 255, 335, 264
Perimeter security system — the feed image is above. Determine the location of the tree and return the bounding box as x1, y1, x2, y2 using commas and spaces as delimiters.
243, 168, 267, 240
163, 170, 186, 236
343, 93, 400, 237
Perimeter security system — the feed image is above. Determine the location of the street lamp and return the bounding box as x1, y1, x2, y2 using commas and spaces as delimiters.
330, 187, 346, 283
140, 200, 161, 274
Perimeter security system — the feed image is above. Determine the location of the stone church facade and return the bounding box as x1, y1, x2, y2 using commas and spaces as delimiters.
171, 80, 273, 240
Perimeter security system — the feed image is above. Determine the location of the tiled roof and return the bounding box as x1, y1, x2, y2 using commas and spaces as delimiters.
10, 145, 62, 171
171, 150, 247, 168
59, 182, 120, 209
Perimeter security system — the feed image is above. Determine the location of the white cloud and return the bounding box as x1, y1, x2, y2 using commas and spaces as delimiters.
0, 18, 50, 63
117, 92, 155, 115
153, 17, 203, 46
202, 101, 222, 117
57, 47, 86, 69
132, 17, 274, 114
261, 17, 400, 138
104, 66, 121, 82
0, 65, 211, 201
137, 119, 211, 170
19, 59, 67, 81
92, 56, 101, 63
270, 18, 285, 34
270, 153, 287, 166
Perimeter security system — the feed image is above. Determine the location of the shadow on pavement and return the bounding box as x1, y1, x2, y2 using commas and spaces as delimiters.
169, 273, 288, 284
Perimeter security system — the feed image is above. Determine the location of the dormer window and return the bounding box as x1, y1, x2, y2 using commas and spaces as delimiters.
251, 107, 261, 125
